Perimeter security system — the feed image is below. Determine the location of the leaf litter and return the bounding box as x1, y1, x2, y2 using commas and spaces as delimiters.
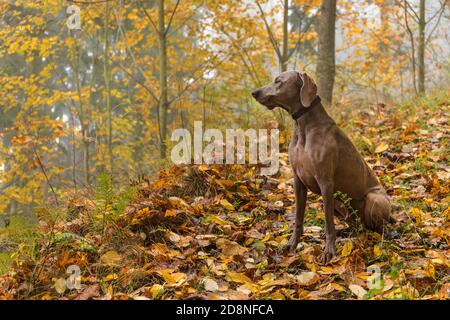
0, 98, 449, 300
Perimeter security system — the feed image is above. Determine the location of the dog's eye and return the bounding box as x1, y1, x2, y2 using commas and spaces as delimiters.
275, 78, 281, 84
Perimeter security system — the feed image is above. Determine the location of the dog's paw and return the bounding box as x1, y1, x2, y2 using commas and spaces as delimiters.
320, 243, 337, 264
283, 235, 300, 253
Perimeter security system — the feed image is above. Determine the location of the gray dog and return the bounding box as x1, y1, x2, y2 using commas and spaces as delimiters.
252, 71, 392, 263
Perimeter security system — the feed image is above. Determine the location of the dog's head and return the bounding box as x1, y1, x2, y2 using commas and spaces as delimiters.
251, 71, 317, 114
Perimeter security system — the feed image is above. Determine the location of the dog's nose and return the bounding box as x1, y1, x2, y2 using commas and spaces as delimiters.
252, 90, 260, 99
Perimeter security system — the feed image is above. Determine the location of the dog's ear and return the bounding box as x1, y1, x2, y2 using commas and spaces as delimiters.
298, 72, 317, 107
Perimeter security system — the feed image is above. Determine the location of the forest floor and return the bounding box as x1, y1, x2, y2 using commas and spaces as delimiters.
0, 92, 449, 300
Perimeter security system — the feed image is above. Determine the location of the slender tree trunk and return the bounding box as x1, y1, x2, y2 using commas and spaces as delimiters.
158, 0, 168, 159
281, 0, 289, 72
418, 0, 425, 94
72, 39, 90, 185
404, 0, 417, 96
316, 0, 336, 105
104, 1, 113, 175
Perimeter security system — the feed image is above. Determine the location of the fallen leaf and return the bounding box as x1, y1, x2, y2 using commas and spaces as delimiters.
220, 199, 235, 211
296, 272, 319, 286
100, 251, 122, 266
54, 278, 66, 294
216, 238, 247, 256
373, 245, 382, 259
149, 284, 165, 298
349, 284, 367, 299
76, 284, 99, 300
375, 143, 389, 153
203, 278, 219, 292
341, 241, 353, 257
159, 270, 187, 287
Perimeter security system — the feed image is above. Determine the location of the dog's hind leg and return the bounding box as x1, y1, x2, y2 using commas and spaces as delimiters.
362, 190, 392, 232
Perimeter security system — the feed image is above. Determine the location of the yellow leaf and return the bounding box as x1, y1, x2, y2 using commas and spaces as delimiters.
209, 215, 228, 226
160, 270, 187, 287
54, 278, 67, 294
342, 241, 353, 257
100, 251, 122, 266
425, 261, 435, 279
198, 164, 209, 171
373, 245, 382, 259
216, 238, 247, 256
375, 143, 389, 153
226, 272, 259, 293
409, 208, 424, 226
331, 283, 346, 292
150, 284, 165, 298
220, 199, 235, 211
226, 272, 252, 284
361, 136, 373, 149
168, 196, 191, 209
104, 273, 118, 282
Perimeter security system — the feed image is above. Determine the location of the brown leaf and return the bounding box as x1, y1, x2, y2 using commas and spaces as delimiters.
76, 284, 100, 300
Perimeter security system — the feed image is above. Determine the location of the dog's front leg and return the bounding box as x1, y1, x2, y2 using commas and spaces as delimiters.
319, 181, 337, 264
284, 174, 307, 252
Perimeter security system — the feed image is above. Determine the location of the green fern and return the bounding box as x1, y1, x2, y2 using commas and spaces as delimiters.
94, 173, 138, 223
95, 173, 114, 217
114, 186, 138, 218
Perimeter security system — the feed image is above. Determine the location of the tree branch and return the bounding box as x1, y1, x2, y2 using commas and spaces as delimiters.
165, 0, 181, 35
254, 0, 283, 60
139, 0, 159, 34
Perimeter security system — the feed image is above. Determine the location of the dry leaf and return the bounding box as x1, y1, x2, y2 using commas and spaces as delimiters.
220, 199, 235, 211
296, 272, 319, 286
100, 251, 122, 266
375, 143, 389, 153
76, 284, 100, 300
216, 238, 247, 256
349, 284, 367, 299
203, 278, 219, 292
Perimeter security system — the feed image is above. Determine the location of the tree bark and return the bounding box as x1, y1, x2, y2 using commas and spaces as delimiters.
316, 0, 336, 105
281, 0, 289, 72
404, 0, 418, 96
72, 36, 90, 185
104, 0, 113, 174
418, 0, 425, 94
158, 0, 168, 159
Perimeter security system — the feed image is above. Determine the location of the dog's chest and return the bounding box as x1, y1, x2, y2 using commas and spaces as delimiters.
288, 133, 320, 194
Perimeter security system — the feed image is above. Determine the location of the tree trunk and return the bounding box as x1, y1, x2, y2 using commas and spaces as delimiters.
418, 0, 425, 94
104, 0, 113, 175
158, 0, 168, 159
404, 0, 417, 96
72, 35, 90, 185
316, 0, 336, 105
281, 0, 289, 72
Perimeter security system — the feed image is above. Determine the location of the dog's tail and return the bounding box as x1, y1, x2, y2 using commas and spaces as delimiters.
363, 189, 392, 232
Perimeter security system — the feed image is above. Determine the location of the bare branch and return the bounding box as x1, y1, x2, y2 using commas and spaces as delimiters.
254, 0, 283, 60
426, 0, 448, 43
165, 0, 181, 35
287, 10, 319, 60
217, 24, 263, 86
117, 64, 160, 103
139, 0, 159, 34
405, 0, 420, 22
